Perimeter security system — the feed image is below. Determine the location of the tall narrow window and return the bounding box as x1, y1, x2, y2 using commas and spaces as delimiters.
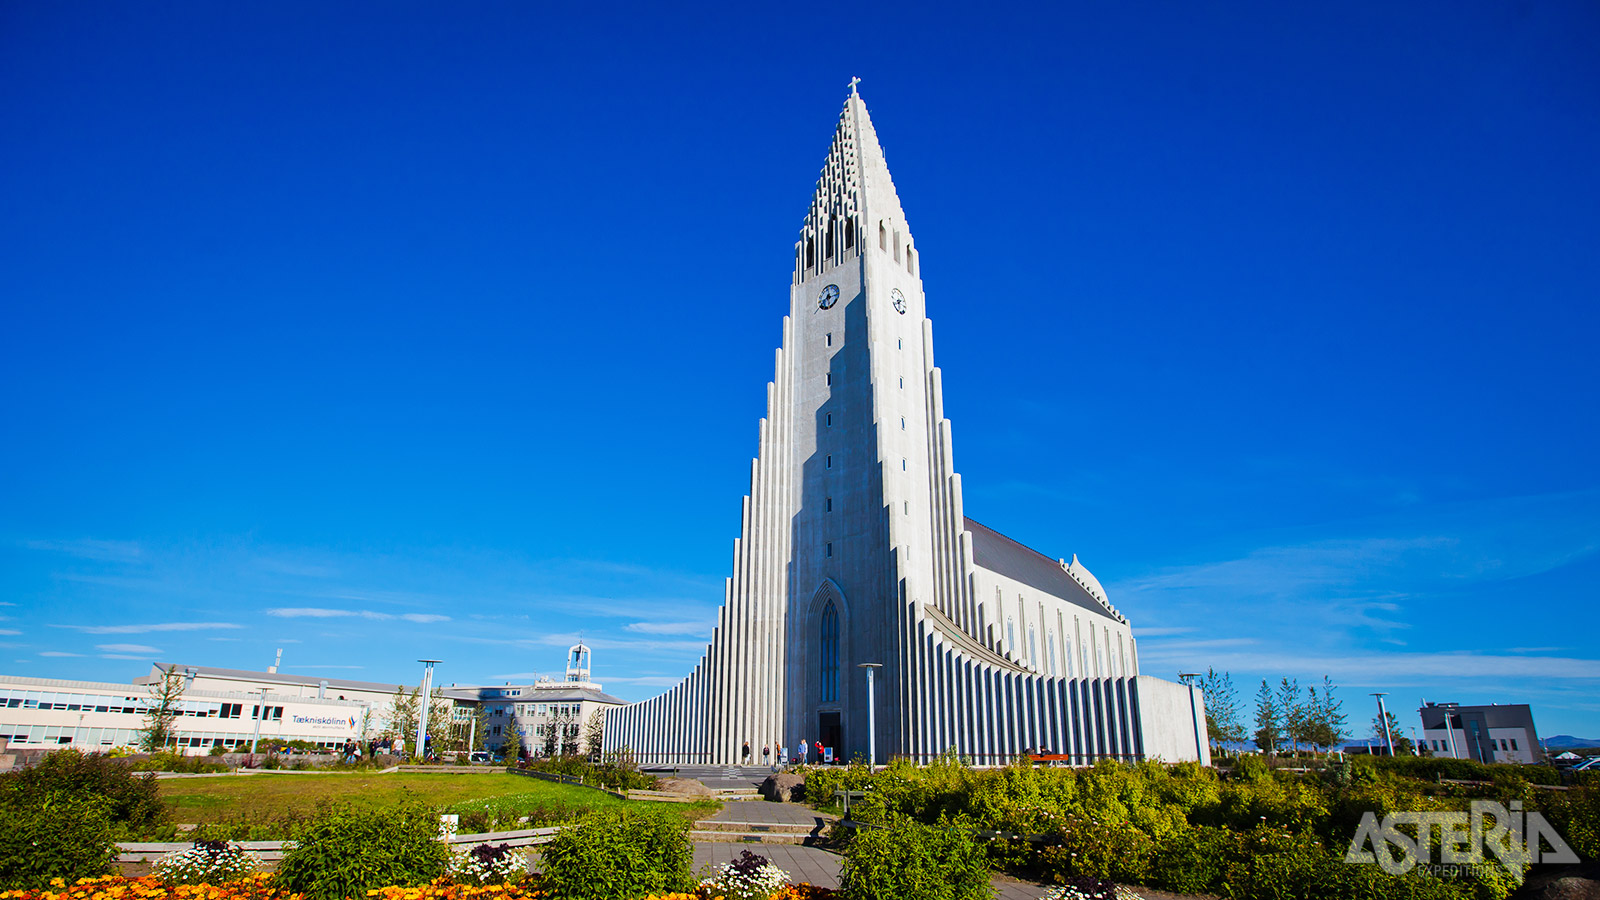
826, 497, 833, 512
826, 454, 832, 468
897, 338, 902, 349
826, 332, 832, 347
907, 248, 915, 275
806, 238, 814, 269
826, 412, 832, 427
893, 230, 901, 262
826, 373, 832, 386
903, 501, 908, 515
901, 458, 906, 471
879, 221, 886, 250
1006, 617, 1016, 657
820, 600, 839, 703
825, 542, 834, 558
1029, 626, 1038, 667
844, 219, 854, 249
899, 376, 904, 388
1046, 632, 1057, 676
900, 416, 906, 430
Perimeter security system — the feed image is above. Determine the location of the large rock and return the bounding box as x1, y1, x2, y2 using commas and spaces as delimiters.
655, 777, 715, 797
760, 772, 806, 803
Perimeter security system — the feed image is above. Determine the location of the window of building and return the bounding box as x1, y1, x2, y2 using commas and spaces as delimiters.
820, 600, 839, 703
899, 376, 904, 388
826, 454, 832, 468
907, 248, 915, 275
903, 501, 908, 515
826, 373, 832, 386
893, 230, 902, 262
901, 458, 906, 471
900, 416, 905, 430
879, 221, 886, 250
1007, 617, 1016, 656
826, 332, 833, 347
1028, 626, 1037, 665
1046, 632, 1057, 676
826, 412, 832, 427
1510, 738, 1518, 750
825, 542, 833, 558
826, 497, 833, 512
845, 220, 853, 249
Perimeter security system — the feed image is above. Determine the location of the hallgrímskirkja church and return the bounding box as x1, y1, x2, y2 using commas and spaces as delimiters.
603, 85, 1208, 767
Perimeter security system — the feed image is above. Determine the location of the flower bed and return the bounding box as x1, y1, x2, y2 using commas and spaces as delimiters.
0, 875, 838, 900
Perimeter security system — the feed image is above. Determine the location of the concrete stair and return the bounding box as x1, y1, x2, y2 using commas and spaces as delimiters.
690, 818, 827, 845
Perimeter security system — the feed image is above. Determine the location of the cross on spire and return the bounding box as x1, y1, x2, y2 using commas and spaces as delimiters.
849, 76, 861, 96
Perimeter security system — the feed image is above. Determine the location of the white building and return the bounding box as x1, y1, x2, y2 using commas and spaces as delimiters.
604, 86, 1207, 767
0, 671, 376, 754
442, 644, 624, 758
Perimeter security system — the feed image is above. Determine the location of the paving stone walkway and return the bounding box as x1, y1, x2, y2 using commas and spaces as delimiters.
693, 842, 1048, 899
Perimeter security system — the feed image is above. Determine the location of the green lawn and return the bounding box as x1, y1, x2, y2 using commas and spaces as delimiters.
157, 772, 715, 836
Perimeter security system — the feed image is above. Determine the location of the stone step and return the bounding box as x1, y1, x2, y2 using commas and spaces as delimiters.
694, 820, 819, 834
688, 829, 815, 845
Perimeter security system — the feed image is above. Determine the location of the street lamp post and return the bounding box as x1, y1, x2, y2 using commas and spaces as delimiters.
1371, 692, 1395, 757
1179, 672, 1204, 762
858, 663, 882, 768
416, 659, 441, 763
249, 688, 269, 756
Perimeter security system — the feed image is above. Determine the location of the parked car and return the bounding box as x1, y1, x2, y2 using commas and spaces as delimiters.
468, 751, 492, 764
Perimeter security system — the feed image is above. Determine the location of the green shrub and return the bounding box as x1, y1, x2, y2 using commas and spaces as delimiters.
126, 752, 229, 774
0, 788, 118, 888
523, 755, 658, 792
838, 814, 993, 900
537, 807, 692, 900
3, 748, 166, 835
273, 801, 449, 900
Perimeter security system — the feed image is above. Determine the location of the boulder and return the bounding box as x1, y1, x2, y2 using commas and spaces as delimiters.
760, 772, 806, 803
655, 777, 715, 797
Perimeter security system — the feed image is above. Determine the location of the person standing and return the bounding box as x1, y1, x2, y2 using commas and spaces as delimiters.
762, 744, 771, 766
743, 741, 751, 764
797, 738, 808, 765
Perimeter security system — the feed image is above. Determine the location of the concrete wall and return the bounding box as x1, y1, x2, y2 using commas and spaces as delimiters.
1134, 675, 1210, 764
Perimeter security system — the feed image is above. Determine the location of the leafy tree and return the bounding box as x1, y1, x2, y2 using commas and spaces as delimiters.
382, 686, 454, 757
1198, 668, 1244, 751
139, 665, 185, 752
1253, 679, 1279, 754
541, 719, 560, 758
1276, 677, 1304, 756
1304, 675, 1348, 752
1371, 711, 1414, 755
502, 723, 523, 764
583, 709, 605, 760
470, 706, 491, 751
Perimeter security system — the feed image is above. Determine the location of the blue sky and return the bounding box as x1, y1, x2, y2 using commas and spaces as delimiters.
2, 2, 1597, 739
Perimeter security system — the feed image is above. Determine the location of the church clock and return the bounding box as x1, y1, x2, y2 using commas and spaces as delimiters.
891, 288, 906, 314
819, 284, 840, 309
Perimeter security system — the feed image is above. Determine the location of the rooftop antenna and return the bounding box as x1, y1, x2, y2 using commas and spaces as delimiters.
269, 648, 282, 674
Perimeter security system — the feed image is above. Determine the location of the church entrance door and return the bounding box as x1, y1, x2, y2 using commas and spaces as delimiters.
818, 711, 841, 762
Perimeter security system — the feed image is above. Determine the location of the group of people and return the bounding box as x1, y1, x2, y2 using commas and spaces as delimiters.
741, 738, 829, 767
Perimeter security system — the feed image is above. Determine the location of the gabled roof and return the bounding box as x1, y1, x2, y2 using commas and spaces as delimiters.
964, 518, 1123, 621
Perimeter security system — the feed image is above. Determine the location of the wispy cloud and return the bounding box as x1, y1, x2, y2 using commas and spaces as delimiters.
624, 620, 713, 635
265, 607, 449, 623
0, 629, 20, 636
23, 538, 144, 563
283, 665, 365, 670
39, 650, 84, 657
54, 622, 242, 635
1134, 648, 1600, 681
96, 643, 160, 654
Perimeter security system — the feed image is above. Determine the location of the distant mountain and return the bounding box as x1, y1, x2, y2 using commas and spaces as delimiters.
1544, 734, 1600, 749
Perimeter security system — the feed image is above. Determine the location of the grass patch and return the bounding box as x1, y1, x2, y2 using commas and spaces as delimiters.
155, 773, 716, 839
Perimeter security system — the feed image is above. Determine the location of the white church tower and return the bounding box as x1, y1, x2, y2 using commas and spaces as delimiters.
605, 84, 1207, 767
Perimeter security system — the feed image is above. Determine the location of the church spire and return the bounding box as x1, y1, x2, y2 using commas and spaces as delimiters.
794, 82, 911, 283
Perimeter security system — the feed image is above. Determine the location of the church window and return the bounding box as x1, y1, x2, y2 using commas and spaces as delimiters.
826, 228, 834, 259
826, 332, 832, 347
899, 376, 904, 388
1046, 632, 1057, 676
825, 542, 834, 558
844, 220, 854, 249
806, 238, 814, 269
1029, 626, 1037, 666
900, 416, 905, 430
897, 338, 902, 349
826, 497, 832, 512
826, 454, 832, 469
901, 458, 906, 471
826, 412, 832, 427
1006, 618, 1016, 657
820, 600, 839, 703
826, 373, 832, 386
907, 248, 915, 275
903, 501, 908, 515
893, 230, 901, 262
879, 222, 886, 250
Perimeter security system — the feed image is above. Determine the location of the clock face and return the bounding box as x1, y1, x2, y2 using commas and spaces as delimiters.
891, 288, 907, 314
818, 284, 840, 310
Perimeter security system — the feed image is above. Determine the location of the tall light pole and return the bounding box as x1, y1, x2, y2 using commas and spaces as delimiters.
858, 663, 881, 768
249, 688, 270, 755
1179, 672, 1204, 762
1371, 692, 1395, 757
416, 659, 441, 762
